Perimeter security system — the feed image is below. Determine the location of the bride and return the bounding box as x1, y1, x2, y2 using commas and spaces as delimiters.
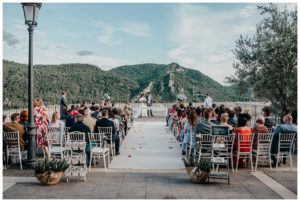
138, 93, 148, 117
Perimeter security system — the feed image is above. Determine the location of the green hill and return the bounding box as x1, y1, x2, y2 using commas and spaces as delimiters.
3, 60, 236, 109
110, 63, 234, 102
3, 60, 138, 109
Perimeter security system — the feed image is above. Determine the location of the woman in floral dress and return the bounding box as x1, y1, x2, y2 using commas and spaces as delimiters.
34, 98, 49, 158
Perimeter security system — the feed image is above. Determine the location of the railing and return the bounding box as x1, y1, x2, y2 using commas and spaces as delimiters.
3, 102, 272, 122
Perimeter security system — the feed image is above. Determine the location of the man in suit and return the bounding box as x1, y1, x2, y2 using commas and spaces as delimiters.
271, 114, 297, 166
60, 91, 68, 116
146, 92, 153, 117
94, 109, 120, 155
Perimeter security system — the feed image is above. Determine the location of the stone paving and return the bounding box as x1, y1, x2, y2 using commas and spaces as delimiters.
3, 170, 288, 199
2, 118, 298, 199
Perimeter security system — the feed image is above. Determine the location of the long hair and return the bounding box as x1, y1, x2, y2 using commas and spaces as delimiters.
188, 111, 198, 127
51, 112, 59, 123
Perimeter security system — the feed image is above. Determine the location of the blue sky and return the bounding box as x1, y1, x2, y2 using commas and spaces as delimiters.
3, 3, 296, 84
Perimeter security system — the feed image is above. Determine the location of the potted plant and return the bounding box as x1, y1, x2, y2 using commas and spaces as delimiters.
183, 156, 197, 175
35, 158, 69, 186
190, 158, 211, 184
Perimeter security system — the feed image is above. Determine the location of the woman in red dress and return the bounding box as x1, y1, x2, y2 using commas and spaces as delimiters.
233, 113, 252, 166
34, 98, 49, 158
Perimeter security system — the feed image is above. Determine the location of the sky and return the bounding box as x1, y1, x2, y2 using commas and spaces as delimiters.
2, 2, 297, 85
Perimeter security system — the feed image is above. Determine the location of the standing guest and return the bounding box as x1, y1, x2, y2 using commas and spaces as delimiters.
94, 109, 120, 155
262, 107, 275, 129
203, 94, 213, 108
89, 102, 96, 112
60, 91, 68, 116
146, 92, 154, 117
271, 115, 297, 166
83, 109, 96, 132
3, 113, 26, 151
251, 115, 268, 150
34, 98, 49, 158
60, 108, 75, 128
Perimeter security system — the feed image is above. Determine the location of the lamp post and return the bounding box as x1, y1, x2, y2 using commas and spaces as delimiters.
22, 3, 42, 168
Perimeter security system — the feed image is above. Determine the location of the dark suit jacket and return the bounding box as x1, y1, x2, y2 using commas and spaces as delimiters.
69, 122, 91, 142
264, 117, 275, 129
94, 118, 116, 135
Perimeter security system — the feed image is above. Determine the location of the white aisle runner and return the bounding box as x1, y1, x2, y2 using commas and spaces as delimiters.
109, 120, 185, 170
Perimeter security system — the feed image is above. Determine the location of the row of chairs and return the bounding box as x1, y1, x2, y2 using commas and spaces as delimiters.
186, 132, 295, 172
3, 126, 117, 171
48, 127, 115, 172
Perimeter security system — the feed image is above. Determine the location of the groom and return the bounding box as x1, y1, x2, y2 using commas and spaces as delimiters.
146, 92, 153, 117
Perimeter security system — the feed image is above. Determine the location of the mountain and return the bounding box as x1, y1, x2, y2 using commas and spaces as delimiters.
3, 60, 236, 109
110, 63, 234, 102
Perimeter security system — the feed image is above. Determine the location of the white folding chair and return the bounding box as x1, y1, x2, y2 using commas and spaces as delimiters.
3, 131, 23, 170
274, 133, 295, 171
67, 131, 85, 142
196, 134, 214, 163
221, 134, 235, 172
233, 133, 254, 172
267, 127, 274, 133
47, 127, 65, 160
98, 127, 115, 157
252, 133, 273, 171
88, 133, 110, 172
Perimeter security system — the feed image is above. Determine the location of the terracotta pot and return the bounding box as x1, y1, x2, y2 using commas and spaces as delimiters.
185, 167, 194, 175
35, 171, 63, 186
191, 171, 210, 184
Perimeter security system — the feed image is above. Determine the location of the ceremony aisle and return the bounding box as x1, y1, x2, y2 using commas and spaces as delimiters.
109, 119, 185, 170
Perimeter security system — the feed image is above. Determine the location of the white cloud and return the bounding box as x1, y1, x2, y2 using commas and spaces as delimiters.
97, 25, 120, 45
121, 22, 152, 37
167, 4, 260, 84
240, 5, 258, 18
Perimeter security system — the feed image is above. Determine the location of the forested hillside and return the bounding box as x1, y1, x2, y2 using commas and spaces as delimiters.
3, 60, 236, 109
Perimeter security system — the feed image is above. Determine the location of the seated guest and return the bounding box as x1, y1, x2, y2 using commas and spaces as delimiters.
196, 109, 216, 134
210, 110, 220, 125
69, 105, 79, 118
20, 110, 29, 128
91, 105, 100, 119
182, 111, 198, 155
226, 108, 237, 128
69, 114, 91, 164
271, 115, 297, 166
252, 116, 268, 150
94, 109, 120, 155
220, 113, 233, 133
60, 108, 75, 128
49, 112, 65, 133
83, 109, 96, 132
3, 113, 26, 151
233, 113, 252, 166
262, 106, 275, 129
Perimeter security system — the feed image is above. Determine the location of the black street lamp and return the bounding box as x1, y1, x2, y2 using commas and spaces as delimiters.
22, 3, 42, 168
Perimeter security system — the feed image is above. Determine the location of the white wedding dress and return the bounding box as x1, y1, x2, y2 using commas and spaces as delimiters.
139, 96, 148, 117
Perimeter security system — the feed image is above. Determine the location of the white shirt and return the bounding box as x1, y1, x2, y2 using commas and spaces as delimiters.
204, 96, 213, 108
